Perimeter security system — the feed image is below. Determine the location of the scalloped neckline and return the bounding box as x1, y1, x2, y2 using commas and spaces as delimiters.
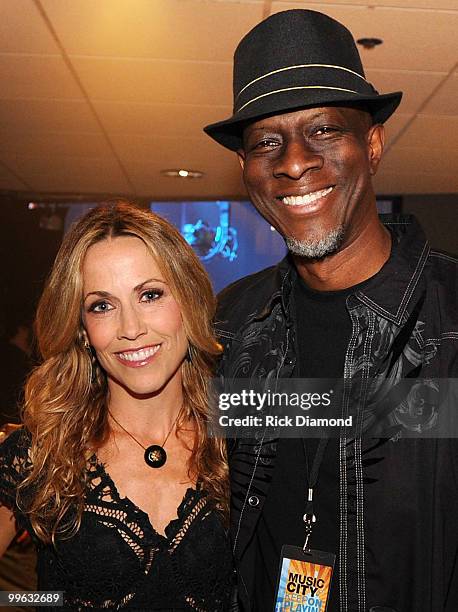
90, 454, 201, 540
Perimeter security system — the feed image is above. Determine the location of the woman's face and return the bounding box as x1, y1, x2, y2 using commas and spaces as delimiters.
82, 235, 188, 400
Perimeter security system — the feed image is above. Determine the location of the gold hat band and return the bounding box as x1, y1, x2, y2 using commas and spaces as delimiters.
235, 63, 368, 102
237, 85, 360, 114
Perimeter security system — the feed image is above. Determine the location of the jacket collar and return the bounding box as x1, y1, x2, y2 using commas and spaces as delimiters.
251, 256, 294, 323
355, 215, 430, 325
253, 214, 429, 326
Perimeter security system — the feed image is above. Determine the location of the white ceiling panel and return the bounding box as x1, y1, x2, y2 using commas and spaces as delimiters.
273, 0, 458, 9
271, 3, 458, 72
1, 154, 132, 194
110, 134, 237, 168
112, 133, 244, 197
0, 1, 456, 198
129, 162, 246, 199
93, 101, 232, 139
0, 161, 30, 191
0, 99, 101, 133
0, 0, 59, 54
366, 69, 446, 115
0, 131, 114, 159
381, 146, 458, 176
394, 115, 458, 149
421, 70, 458, 116
41, 0, 264, 62
72, 57, 232, 106
0, 55, 83, 100
380, 113, 413, 147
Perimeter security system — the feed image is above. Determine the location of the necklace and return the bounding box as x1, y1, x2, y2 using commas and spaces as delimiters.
108, 406, 183, 468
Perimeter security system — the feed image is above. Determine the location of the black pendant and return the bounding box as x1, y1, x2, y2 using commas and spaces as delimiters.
144, 444, 167, 468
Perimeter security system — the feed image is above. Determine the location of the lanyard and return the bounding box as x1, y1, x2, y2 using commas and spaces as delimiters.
301, 437, 329, 551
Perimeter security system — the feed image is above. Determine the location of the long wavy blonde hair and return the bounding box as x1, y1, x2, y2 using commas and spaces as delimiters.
19, 202, 228, 543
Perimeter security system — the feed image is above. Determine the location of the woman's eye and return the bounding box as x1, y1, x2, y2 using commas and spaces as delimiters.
89, 301, 113, 313
140, 289, 163, 302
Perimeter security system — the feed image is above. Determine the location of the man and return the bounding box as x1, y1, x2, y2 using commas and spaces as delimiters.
0, 306, 36, 609
204, 9, 458, 612
0, 308, 32, 426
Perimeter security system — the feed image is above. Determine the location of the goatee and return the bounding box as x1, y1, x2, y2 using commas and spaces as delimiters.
286, 227, 345, 260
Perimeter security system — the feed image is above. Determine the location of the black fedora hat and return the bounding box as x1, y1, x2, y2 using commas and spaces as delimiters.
204, 9, 402, 151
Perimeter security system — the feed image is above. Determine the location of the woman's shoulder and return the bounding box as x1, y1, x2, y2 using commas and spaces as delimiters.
0, 425, 31, 448
0, 427, 32, 513
0, 426, 32, 472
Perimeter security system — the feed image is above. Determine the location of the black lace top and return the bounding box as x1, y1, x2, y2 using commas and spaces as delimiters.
0, 429, 233, 611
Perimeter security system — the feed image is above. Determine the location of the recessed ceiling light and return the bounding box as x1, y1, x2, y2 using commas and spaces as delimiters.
356, 37, 383, 50
161, 169, 204, 179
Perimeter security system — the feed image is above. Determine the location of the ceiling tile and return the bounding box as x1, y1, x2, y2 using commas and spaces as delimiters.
72, 57, 232, 105
366, 69, 446, 115
271, 3, 458, 71
273, 0, 458, 9
421, 71, 458, 116
111, 133, 245, 197
0, 131, 114, 159
1, 154, 133, 194
0, 99, 100, 132
0, 0, 60, 54
41, 0, 264, 62
394, 115, 458, 149
0, 1, 456, 198
382, 146, 458, 176
0, 55, 83, 100
94, 101, 232, 139
0, 161, 30, 190
381, 112, 413, 147
109, 133, 236, 168
130, 161, 246, 199
0, 176, 28, 191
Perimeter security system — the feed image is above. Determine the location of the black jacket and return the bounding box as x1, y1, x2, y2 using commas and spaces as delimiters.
216, 216, 458, 612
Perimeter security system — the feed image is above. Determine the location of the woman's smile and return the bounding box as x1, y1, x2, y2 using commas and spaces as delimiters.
82, 235, 188, 399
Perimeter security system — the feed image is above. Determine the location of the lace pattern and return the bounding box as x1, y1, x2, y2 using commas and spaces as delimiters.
0, 429, 233, 610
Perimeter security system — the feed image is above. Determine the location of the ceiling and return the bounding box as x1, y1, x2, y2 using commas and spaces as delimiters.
0, 0, 457, 201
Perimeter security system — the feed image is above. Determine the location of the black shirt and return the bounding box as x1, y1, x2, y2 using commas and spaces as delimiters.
253, 275, 362, 612
0, 340, 30, 426
0, 429, 233, 611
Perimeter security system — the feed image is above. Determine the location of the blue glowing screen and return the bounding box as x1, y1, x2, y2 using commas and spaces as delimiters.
150, 201, 286, 293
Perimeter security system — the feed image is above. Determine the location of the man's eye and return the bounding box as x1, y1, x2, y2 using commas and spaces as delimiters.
249, 138, 280, 151
257, 139, 278, 147
140, 289, 163, 302
89, 301, 113, 313
314, 126, 339, 136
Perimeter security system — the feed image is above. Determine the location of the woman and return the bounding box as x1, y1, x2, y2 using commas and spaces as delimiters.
0, 202, 233, 610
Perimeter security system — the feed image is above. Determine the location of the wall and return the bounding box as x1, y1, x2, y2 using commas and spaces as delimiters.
0, 196, 65, 336
402, 194, 458, 255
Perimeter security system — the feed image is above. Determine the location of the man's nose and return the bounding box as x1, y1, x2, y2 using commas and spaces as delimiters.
117, 306, 147, 341
273, 140, 323, 179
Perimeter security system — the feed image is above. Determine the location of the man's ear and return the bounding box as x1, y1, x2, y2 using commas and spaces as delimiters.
237, 149, 246, 170
367, 124, 385, 176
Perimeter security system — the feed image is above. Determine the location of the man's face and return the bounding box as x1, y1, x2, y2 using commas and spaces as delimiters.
238, 106, 384, 259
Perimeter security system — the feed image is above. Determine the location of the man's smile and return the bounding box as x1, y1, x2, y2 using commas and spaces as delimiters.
279, 186, 334, 207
